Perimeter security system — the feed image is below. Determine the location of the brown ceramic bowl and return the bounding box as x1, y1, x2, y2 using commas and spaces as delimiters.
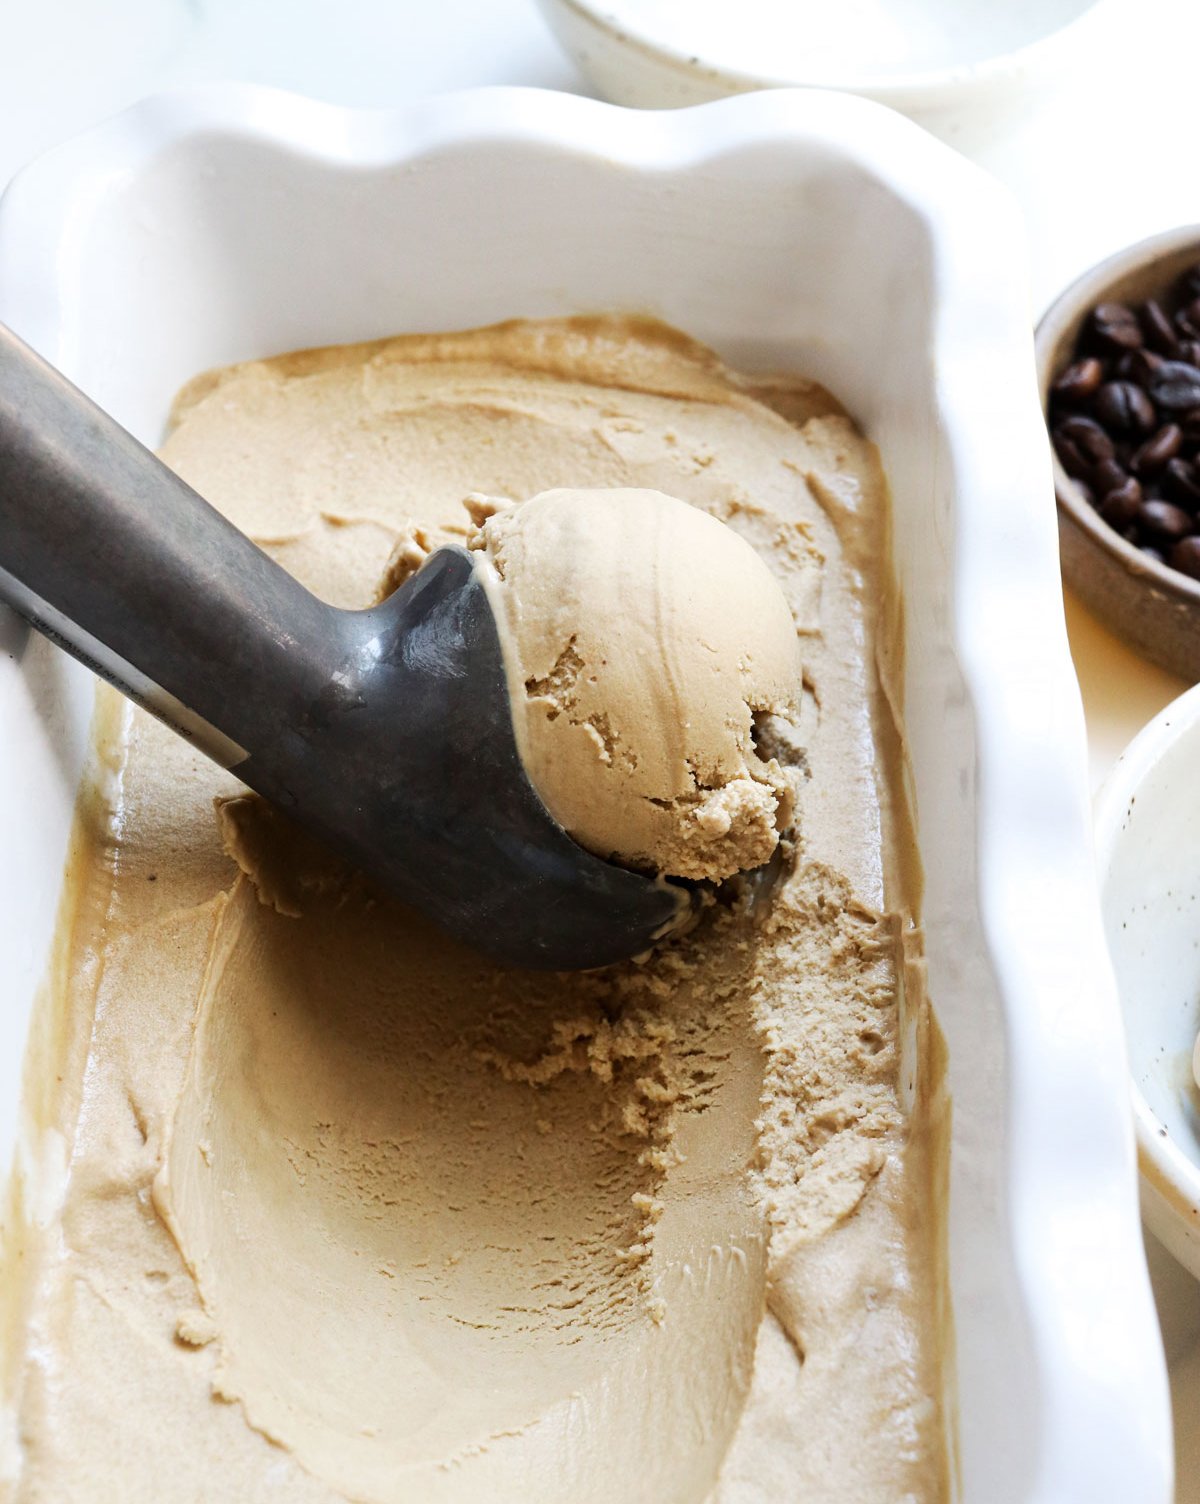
1036, 225, 1200, 682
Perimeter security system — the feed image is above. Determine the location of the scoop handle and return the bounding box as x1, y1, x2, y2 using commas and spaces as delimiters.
0, 323, 341, 767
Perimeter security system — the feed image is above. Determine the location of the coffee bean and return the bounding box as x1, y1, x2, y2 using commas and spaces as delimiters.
1141, 298, 1182, 356
1051, 357, 1104, 403
1163, 457, 1200, 508
1054, 438, 1091, 480
1169, 535, 1200, 579
1091, 457, 1128, 495
1177, 297, 1200, 340
1108, 474, 1144, 505
1179, 340, 1200, 368
1053, 415, 1116, 480
1053, 435, 1090, 480
1177, 262, 1200, 303
1116, 347, 1164, 385
1088, 302, 1144, 353
1094, 380, 1158, 435
1138, 499, 1194, 543
1142, 545, 1167, 564
1148, 360, 1200, 412
1099, 477, 1144, 529
1132, 423, 1182, 474
1056, 414, 1116, 460
1179, 407, 1200, 444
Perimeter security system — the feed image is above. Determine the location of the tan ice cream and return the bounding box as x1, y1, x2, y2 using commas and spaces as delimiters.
467, 486, 800, 881
2, 317, 946, 1503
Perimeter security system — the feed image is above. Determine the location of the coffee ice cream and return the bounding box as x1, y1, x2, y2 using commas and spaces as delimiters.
467, 486, 800, 881
3, 317, 946, 1503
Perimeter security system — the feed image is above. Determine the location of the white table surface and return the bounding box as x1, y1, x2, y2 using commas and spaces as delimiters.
3, 0, 1198, 1492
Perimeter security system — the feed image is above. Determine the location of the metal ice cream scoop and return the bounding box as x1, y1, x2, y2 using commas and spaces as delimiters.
0, 324, 687, 970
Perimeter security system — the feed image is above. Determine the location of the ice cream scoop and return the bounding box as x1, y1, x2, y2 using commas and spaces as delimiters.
0, 324, 688, 970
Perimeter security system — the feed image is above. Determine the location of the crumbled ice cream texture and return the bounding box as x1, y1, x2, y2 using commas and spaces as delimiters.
466, 487, 803, 883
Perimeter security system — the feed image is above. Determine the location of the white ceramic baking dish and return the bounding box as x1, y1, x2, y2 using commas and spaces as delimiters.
0, 84, 1171, 1501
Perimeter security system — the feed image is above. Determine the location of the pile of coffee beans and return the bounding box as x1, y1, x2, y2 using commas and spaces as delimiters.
1049, 260, 1200, 581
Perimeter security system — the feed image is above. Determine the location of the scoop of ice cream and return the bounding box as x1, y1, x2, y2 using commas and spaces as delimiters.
468, 487, 802, 882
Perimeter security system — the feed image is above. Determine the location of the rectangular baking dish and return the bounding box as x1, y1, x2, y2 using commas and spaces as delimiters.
0, 84, 1171, 1500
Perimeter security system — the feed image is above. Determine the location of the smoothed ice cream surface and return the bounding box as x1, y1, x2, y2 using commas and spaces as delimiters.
4, 316, 946, 1503
467, 485, 800, 882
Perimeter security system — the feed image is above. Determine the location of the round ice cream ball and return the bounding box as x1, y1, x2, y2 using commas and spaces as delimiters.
468, 487, 802, 883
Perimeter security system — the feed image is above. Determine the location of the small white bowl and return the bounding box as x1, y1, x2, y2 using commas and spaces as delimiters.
1096, 682, 1200, 1279
536, 0, 1119, 137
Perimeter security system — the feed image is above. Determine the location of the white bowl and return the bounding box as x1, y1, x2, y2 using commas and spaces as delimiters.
0, 85, 1171, 1500
535, 0, 1119, 138
1096, 683, 1200, 1281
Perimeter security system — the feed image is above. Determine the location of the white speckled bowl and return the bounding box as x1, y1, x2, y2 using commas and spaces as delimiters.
0, 85, 1172, 1500
1096, 682, 1200, 1280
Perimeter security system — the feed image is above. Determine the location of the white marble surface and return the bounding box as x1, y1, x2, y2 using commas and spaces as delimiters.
3, 0, 1199, 1493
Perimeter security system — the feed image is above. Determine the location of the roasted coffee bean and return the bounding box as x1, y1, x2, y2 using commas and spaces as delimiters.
1054, 436, 1093, 480
1141, 298, 1182, 356
1131, 423, 1182, 474
1177, 262, 1200, 303
1107, 474, 1144, 506
1142, 545, 1167, 564
1169, 535, 1200, 579
1178, 340, 1200, 368
1056, 414, 1116, 461
1116, 347, 1163, 385
1053, 415, 1116, 480
1098, 477, 1143, 530
1147, 360, 1200, 412
1094, 380, 1158, 435
1179, 407, 1200, 445
1051, 357, 1104, 403
1053, 434, 1091, 480
1090, 457, 1128, 495
1137, 499, 1194, 543
1163, 457, 1200, 507
1177, 297, 1200, 340
1087, 302, 1143, 353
